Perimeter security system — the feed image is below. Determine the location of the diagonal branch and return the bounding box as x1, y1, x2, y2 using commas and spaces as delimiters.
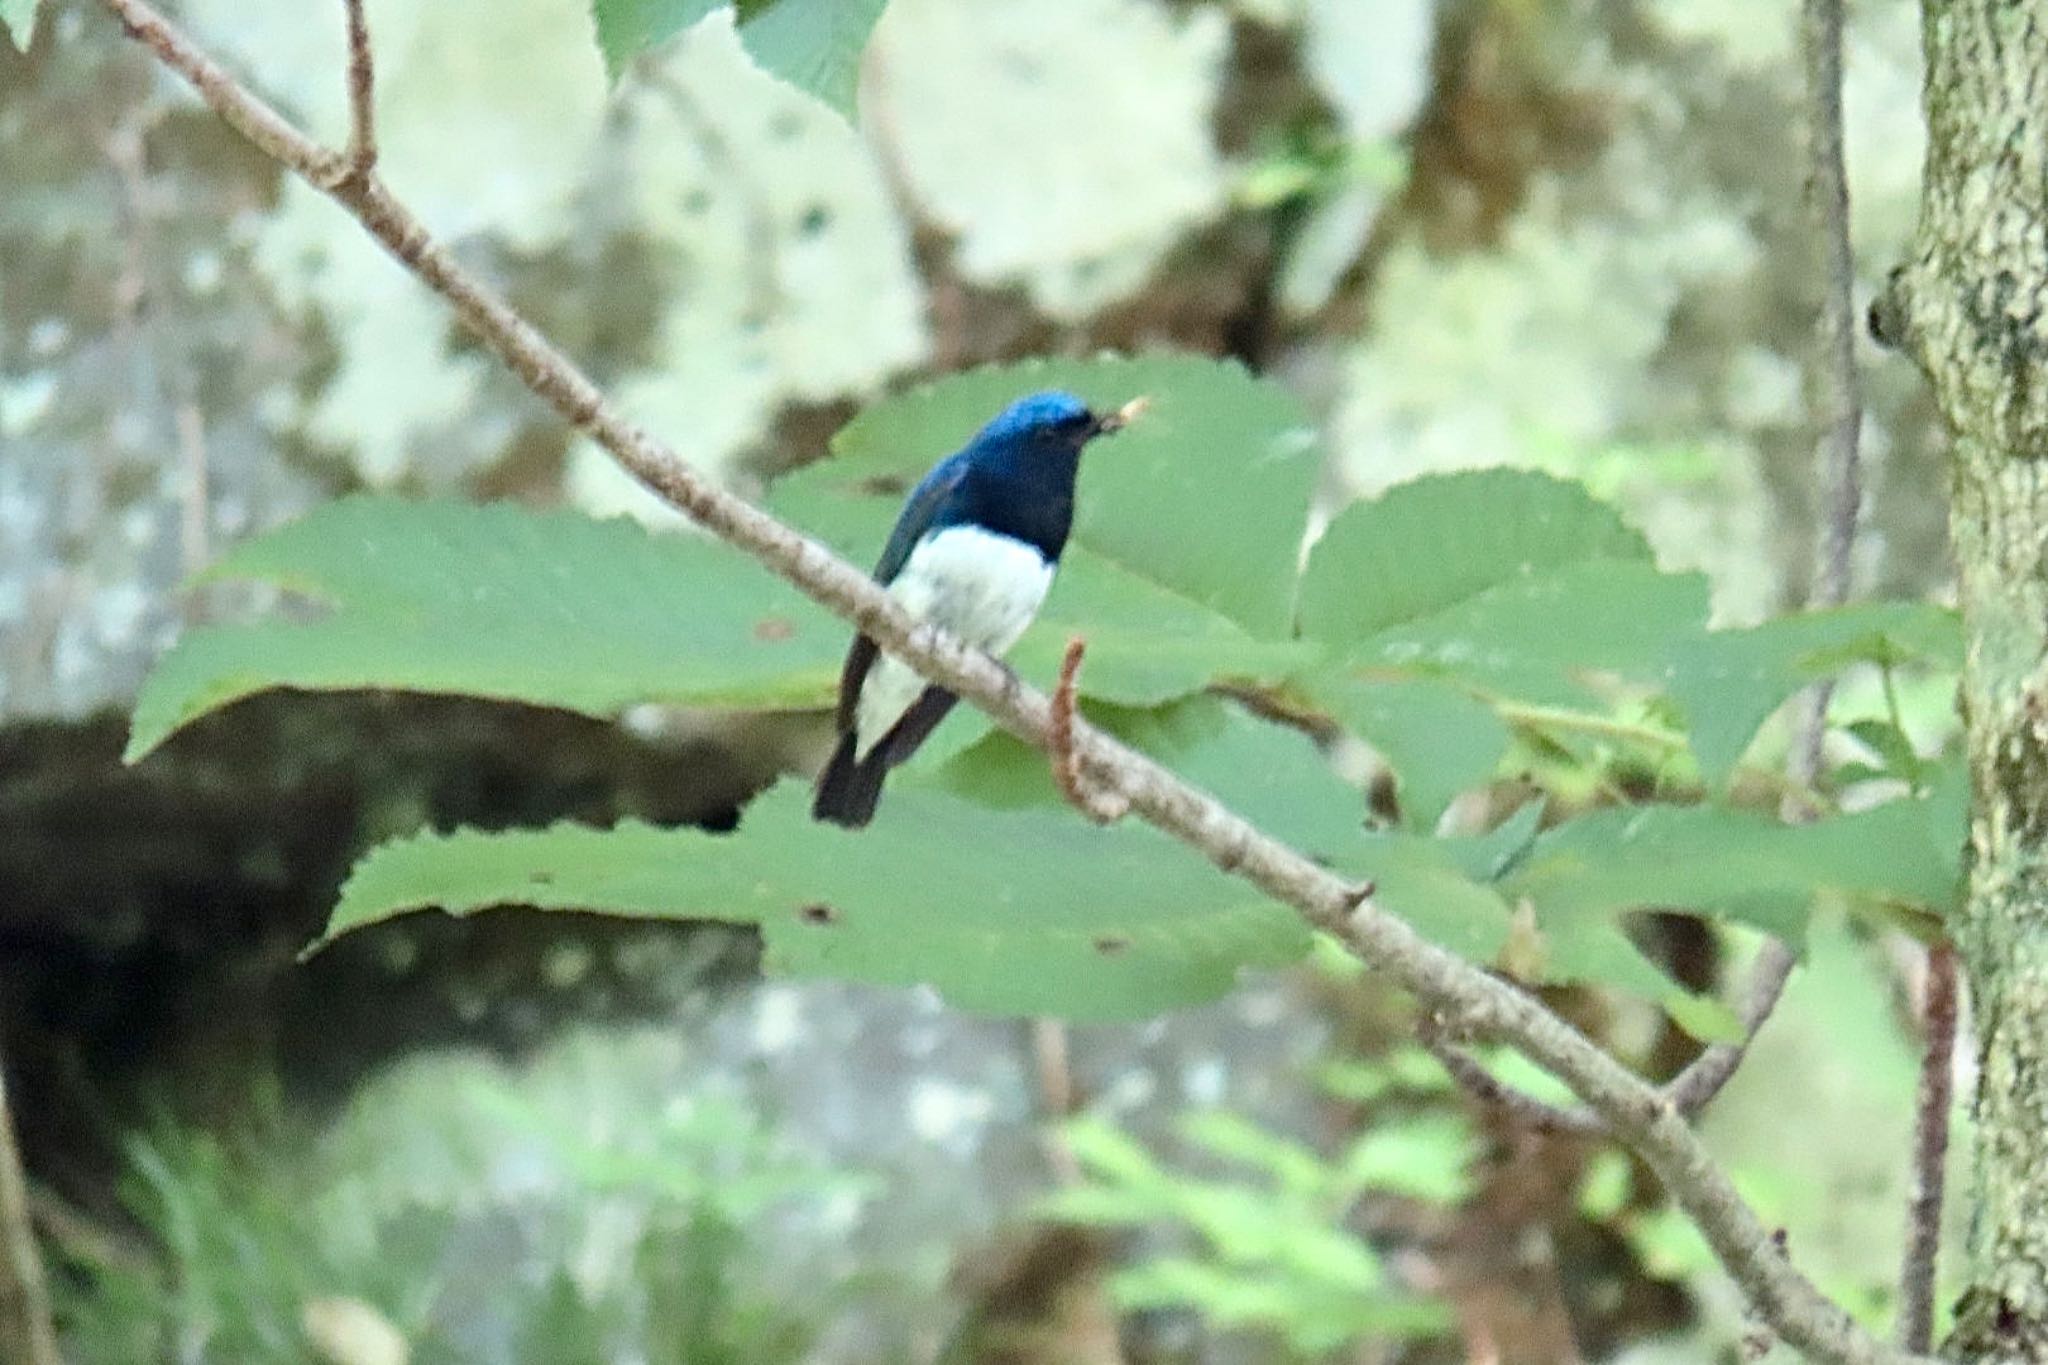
100, 3, 1933, 1361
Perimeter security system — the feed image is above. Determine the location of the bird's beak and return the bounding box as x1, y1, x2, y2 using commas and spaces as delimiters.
1097, 395, 1152, 435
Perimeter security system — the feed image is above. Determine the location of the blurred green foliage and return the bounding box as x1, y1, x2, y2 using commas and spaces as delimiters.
1040, 1049, 1470, 1356
54, 1087, 868, 1364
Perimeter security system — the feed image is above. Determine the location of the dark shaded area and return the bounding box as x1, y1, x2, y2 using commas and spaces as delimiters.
0, 693, 779, 1208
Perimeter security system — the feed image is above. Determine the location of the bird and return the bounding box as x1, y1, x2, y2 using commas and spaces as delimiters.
812, 389, 1146, 827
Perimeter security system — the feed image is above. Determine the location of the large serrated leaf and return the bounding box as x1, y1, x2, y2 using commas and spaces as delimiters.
320, 783, 1314, 1021
932, 694, 1367, 861
1299, 469, 1651, 644
591, 0, 889, 118
127, 498, 845, 761
1498, 765, 1966, 1034
1291, 472, 1680, 819
1356, 559, 1711, 705
1666, 602, 1963, 782
1297, 671, 1509, 829
802, 354, 1319, 639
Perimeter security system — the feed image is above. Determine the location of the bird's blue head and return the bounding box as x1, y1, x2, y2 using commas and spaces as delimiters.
976, 390, 1100, 449
966, 389, 1145, 464
935, 389, 1146, 562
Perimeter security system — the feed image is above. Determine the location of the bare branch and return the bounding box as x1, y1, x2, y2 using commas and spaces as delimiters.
1898, 939, 1959, 1353
1801, 0, 1865, 624
1658, 939, 1801, 1116
100, 4, 1936, 1360
338, 0, 376, 185
1049, 638, 1129, 823
1029, 1018, 1083, 1187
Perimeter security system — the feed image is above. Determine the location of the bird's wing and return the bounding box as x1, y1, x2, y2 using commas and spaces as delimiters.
834, 455, 970, 734
873, 454, 970, 584
833, 634, 878, 734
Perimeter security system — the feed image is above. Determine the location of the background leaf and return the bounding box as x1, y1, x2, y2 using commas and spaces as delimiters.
1495, 765, 1966, 1030
1298, 469, 1651, 644
591, 0, 723, 80
1667, 602, 1962, 783
1298, 671, 1509, 829
590, 0, 891, 118
319, 783, 1315, 1021
734, 0, 890, 118
1, 0, 36, 51
127, 498, 845, 761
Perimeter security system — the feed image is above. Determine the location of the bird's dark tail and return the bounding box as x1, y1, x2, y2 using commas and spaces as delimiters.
812, 730, 888, 828
812, 687, 962, 828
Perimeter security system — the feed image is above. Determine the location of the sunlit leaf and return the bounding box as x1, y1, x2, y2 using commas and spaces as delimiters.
591, 0, 890, 117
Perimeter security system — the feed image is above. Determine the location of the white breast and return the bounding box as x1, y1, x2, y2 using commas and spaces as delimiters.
854, 524, 1054, 759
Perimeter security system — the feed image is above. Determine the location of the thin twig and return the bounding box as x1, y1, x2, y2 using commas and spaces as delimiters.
1049, 639, 1128, 823
0, 1065, 60, 1365
1417, 1027, 1583, 1136
1898, 940, 1958, 1352
338, 0, 376, 184
101, 5, 1935, 1360
1030, 1018, 1083, 1187
1800, 0, 1864, 625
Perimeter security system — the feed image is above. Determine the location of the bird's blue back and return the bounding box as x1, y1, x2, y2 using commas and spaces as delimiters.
871, 391, 1091, 582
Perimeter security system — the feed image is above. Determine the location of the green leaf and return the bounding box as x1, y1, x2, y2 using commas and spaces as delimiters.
591, 0, 723, 80
590, 0, 889, 118
1294, 471, 1706, 804
933, 695, 1365, 861
1299, 469, 1651, 644
1845, 718, 1926, 786
1667, 602, 1962, 783
318, 783, 1315, 1021
1, 0, 36, 50
734, 0, 890, 119
1295, 670, 1509, 828
803, 354, 1319, 639
1355, 558, 1711, 706
1501, 774, 1965, 1027
127, 499, 845, 762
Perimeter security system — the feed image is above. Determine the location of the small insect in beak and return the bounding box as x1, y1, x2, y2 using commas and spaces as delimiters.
1097, 395, 1152, 435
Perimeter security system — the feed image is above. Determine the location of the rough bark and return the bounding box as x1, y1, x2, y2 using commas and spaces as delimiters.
1886, 1, 2048, 1357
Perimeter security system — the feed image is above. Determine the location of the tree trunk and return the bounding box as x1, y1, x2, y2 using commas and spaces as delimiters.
1887, 2, 2048, 1358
